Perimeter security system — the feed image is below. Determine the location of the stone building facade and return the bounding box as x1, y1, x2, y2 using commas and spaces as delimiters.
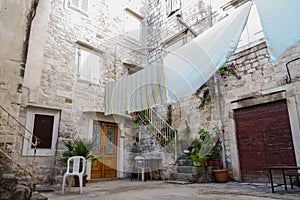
1, 0, 300, 187
0, 0, 33, 123
145, 0, 300, 182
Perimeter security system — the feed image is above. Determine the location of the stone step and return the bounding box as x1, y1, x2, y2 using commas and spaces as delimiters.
176, 166, 205, 175
171, 172, 199, 183
177, 153, 190, 159
164, 180, 191, 185
177, 159, 193, 166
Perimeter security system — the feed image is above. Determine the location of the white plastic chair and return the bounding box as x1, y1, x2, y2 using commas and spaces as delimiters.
134, 156, 152, 181
62, 156, 86, 194
135, 156, 145, 181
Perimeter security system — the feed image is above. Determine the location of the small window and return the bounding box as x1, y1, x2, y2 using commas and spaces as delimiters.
124, 63, 143, 75
124, 8, 143, 42
164, 34, 187, 57
77, 48, 103, 85
66, 0, 88, 14
166, 0, 181, 17
165, 37, 186, 53
22, 107, 60, 156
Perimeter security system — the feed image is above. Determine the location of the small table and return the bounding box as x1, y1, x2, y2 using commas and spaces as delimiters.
131, 158, 162, 181
267, 166, 300, 193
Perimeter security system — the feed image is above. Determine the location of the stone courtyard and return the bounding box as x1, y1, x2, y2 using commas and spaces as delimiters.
36, 179, 300, 200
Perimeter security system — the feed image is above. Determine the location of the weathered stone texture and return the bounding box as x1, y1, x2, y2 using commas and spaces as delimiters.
17, 0, 145, 185
0, 0, 32, 115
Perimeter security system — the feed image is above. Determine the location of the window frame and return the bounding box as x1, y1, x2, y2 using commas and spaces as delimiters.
65, 0, 89, 16
76, 45, 103, 85
163, 32, 188, 57
124, 8, 143, 44
22, 107, 60, 156
166, 0, 181, 17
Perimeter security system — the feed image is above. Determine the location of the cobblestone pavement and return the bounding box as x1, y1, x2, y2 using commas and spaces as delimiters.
37, 179, 300, 200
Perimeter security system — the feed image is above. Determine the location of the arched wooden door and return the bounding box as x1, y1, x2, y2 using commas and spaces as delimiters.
91, 122, 118, 179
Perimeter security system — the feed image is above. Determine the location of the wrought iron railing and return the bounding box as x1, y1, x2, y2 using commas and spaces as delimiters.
137, 108, 177, 158
0, 105, 39, 192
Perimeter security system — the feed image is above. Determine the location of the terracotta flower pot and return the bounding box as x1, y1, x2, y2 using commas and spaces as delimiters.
213, 158, 220, 166
212, 168, 229, 183
203, 160, 208, 167
74, 174, 88, 187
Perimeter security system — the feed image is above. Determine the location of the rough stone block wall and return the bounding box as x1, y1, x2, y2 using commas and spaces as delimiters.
0, 0, 32, 115
18, 0, 145, 185
171, 41, 300, 180
145, 0, 217, 63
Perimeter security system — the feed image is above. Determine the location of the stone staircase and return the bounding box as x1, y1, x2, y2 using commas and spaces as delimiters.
0, 105, 47, 199
137, 108, 177, 158
169, 152, 214, 183
0, 155, 32, 200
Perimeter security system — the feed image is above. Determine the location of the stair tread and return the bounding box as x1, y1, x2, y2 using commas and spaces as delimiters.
164, 180, 191, 184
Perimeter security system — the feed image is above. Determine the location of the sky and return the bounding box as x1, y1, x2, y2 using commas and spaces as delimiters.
204, 0, 264, 49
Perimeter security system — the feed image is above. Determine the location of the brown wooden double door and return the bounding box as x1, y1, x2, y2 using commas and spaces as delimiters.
234, 99, 296, 182
91, 122, 118, 179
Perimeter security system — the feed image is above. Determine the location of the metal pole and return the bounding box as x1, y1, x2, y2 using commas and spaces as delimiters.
208, 1, 227, 169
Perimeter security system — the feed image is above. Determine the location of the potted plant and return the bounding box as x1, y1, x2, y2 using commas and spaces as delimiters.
60, 138, 103, 186
210, 129, 228, 183
188, 139, 202, 166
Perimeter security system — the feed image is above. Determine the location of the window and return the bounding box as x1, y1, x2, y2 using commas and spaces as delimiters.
164, 34, 187, 57
22, 107, 60, 156
236, 3, 264, 51
165, 37, 186, 53
166, 0, 181, 17
77, 47, 103, 85
124, 8, 143, 42
66, 0, 88, 14
124, 63, 143, 76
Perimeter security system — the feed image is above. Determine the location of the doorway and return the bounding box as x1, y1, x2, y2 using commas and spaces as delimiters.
234, 99, 296, 182
91, 121, 118, 179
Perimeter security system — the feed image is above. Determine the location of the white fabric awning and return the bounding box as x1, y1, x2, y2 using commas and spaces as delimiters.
104, 63, 167, 115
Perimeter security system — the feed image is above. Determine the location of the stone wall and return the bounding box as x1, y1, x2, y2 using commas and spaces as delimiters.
221, 41, 300, 180
0, 0, 32, 116
17, 0, 146, 184
145, 0, 219, 64
0, 157, 31, 200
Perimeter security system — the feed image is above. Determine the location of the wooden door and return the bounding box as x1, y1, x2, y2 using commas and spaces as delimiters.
234, 99, 296, 182
91, 122, 118, 179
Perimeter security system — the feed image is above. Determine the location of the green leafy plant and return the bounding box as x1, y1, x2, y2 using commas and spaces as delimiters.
130, 110, 150, 125
189, 127, 222, 166
215, 63, 242, 85
195, 83, 214, 109
195, 63, 242, 109
60, 139, 103, 167
130, 141, 140, 153
188, 138, 204, 165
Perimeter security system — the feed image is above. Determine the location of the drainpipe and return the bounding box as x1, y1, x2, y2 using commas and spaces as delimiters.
20, 0, 40, 80
176, 14, 198, 37
207, 3, 227, 169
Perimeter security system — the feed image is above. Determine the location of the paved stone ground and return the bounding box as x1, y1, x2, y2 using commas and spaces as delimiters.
36, 179, 300, 200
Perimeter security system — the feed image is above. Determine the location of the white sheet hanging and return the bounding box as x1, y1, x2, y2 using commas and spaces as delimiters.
163, 2, 252, 102
256, 0, 300, 62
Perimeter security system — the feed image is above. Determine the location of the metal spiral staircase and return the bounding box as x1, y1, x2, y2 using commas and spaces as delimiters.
137, 108, 178, 158
0, 105, 39, 192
